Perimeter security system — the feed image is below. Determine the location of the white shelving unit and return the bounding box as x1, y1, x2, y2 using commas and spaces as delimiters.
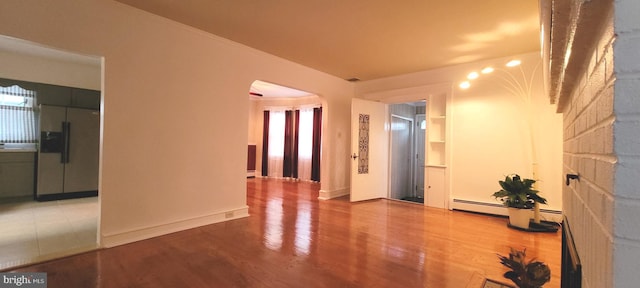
426, 95, 446, 167
425, 94, 448, 209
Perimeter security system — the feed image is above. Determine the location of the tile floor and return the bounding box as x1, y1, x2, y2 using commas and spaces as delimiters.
0, 197, 98, 270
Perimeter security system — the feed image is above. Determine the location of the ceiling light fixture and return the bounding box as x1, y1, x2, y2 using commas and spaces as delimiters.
481, 67, 494, 74
506, 60, 521, 67
457, 60, 526, 90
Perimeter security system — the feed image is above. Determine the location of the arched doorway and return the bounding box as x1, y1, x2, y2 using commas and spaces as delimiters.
247, 80, 322, 182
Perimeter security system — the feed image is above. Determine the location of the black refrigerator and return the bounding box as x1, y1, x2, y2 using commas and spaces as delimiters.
36, 105, 99, 201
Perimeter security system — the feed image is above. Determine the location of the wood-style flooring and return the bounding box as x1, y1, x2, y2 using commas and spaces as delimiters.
4, 178, 561, 287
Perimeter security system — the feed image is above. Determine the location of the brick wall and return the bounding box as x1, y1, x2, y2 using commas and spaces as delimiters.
612, 0, 640, 286
563, 1, 640, 286
561, 8, 615, 288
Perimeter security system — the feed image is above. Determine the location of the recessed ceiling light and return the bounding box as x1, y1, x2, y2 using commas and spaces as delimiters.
481, 67, 494, 74
506, 60, 521, 67
467, 72, 479, 80
459, 81, 471, 89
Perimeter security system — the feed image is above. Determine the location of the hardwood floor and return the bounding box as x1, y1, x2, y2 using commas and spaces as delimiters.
4, 178, 561, 287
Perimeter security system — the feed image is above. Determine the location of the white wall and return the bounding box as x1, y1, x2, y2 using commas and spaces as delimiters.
0, 0, 353, 247
0, 50, 100, 90
612, 0, 640, 286
356, 52, 563, 216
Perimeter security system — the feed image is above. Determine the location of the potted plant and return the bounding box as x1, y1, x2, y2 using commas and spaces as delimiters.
492, 174, 547, 229
497, 248, 551, 288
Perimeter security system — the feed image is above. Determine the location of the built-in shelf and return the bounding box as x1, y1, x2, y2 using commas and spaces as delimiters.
427, 94, 446, 167
422, 92, 448, 209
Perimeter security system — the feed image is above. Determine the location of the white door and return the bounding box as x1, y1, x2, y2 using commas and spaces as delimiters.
426, 167, 446, 208
350, 98, 389, 202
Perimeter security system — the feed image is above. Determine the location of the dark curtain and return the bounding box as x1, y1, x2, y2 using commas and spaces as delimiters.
261, 111, 270, 177
311, 107, 322, 182
292, 110, 300, 179
283, 110, 293, 177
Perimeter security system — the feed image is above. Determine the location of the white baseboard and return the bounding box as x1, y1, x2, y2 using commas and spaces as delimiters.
101, 206, 249, 248
318, 187, 349, 200
451, 199, 562, 222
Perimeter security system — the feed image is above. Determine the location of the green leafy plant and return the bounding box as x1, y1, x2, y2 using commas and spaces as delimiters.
492, 174, 547, 209
497, 248, 551, 288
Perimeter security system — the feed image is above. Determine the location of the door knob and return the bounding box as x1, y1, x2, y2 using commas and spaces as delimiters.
351, 153, 358, 160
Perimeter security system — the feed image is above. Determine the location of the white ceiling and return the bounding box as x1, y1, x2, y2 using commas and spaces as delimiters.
249, 80, 314, 98
1, 1, 542, 97
115, 0, 541, 81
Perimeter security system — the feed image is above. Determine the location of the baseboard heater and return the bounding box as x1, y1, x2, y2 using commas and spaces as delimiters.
451, 199, 562, 222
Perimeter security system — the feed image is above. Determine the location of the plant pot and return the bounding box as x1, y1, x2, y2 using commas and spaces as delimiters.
508, 207, 532, 229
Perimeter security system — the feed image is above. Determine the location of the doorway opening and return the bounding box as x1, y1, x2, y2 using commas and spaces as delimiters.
350, 88, 449, 209
0, 36, 102, 269
389, 101, 426, 204
247, 80, 322, 183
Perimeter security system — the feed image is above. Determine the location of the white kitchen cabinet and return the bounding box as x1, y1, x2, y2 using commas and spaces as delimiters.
426, 166, 446, 208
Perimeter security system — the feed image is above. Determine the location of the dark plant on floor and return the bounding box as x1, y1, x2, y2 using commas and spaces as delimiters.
492, 174, 547, 209
497, 248, 551, 288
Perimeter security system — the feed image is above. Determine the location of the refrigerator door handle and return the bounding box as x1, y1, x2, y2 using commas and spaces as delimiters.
60, 122, 67, 163
63, 121, 71, 163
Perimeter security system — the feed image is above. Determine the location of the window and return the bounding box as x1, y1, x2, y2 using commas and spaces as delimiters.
267, 110, 286, 177
0, 93, 31, 106
297, 108, 314, 180
261, 106, 322, 181
0, 85, 37, 143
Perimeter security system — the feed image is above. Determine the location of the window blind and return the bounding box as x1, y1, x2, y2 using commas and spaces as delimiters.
0, 85, 37, 143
